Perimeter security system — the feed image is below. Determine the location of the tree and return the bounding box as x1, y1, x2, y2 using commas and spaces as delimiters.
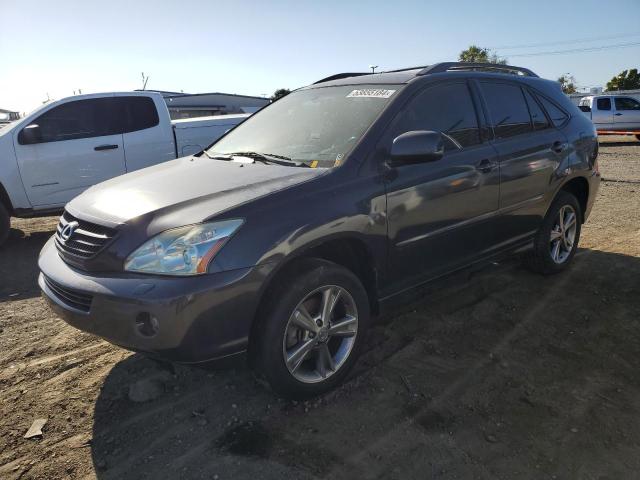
557, 74, 577, 94
270, 88, 291, 102
458, 45, 507, 65
606, 69, 640, 91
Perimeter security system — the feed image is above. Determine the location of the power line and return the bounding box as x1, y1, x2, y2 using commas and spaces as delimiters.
506, 41, 640, 58
488, 32, 640, 50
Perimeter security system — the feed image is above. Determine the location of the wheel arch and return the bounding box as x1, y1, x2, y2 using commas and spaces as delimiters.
247, 235, 379, 360
559, 176, 589, 223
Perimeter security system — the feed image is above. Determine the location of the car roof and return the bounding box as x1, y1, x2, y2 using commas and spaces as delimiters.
306, 62, 541, 89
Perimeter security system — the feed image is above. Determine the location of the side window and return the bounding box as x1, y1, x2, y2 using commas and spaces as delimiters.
523, 90, 550, 130
480, 82, 532, 139
536, 94, 569, 127
18, 98, 122, 145
615, 97, 640, 111
392, 82, 481, 150
119, 96, 160, 133
596, 98, 611, 111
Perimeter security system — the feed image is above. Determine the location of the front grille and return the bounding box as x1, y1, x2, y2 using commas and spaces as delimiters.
43, 276, 93, 312
54, 210, 117, 258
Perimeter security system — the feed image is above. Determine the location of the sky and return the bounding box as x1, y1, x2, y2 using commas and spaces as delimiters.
1, 0, 639, 113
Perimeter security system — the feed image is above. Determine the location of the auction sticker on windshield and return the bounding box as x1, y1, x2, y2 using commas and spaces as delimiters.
347, 89, 396, 98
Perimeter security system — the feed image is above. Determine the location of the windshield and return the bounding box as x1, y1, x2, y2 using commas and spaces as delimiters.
208, 84, 401, 167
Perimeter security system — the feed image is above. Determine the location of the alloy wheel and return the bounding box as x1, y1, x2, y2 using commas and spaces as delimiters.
282, 285, 358, 383
549, 204, 577, 264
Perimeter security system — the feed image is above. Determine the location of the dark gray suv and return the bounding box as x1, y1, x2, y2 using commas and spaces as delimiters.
39, 62, 600, 398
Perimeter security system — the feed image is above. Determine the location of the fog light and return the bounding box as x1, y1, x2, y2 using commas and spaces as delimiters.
135, 312, 159, 337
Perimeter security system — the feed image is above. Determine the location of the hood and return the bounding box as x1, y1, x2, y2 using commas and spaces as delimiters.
66, 156, 325, 226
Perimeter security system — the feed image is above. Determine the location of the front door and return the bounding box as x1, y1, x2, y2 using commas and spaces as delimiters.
383, 81, 500, 292
613, 97, 640, 130
13, 96, 126, 207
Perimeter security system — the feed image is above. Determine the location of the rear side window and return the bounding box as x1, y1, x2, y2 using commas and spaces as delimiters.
119, 96, 160, 132
615, 97, 640, 111
536, 95, 569, 127
596, 98, 611, 111
523, 90, 550, 130
19, 98, 123, 145
480, 82, 532, 139
393, 82, 481, 150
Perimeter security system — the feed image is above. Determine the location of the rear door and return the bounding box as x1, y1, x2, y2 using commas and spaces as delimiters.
478, 80, 570, 243
117, 94, 176, 171
13, 97, 126, 207
384, 81, 500, 290
613, 97, 640, 130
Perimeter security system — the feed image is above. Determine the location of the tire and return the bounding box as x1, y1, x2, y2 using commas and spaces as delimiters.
525, 191, 582, 275
636, 134, 640, 142
0, 203, 9, 248
253, 258, 370, 399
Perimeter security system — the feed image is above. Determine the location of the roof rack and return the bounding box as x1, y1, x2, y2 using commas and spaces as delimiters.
418, 62, 538, 77
313, 72, 369, 84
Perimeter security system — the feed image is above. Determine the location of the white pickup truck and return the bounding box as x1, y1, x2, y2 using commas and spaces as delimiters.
0, 91, 249, 245
578, 95, 640, 140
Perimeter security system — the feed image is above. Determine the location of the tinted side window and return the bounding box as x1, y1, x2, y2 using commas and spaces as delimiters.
615, 97, 640, 111
393, 82, 481, 150
596, 98, 611, 111
19, 98, 123, 145
523, 90, 550, 130
536, 95, 569, 127
480, 82, 531, 139
120, 96, 160, 132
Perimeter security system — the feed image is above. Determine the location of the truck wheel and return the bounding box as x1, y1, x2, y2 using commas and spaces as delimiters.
636, 134, 640, 142
254, 259, 370, 399
525, 191, 581, 275
0, 203, 9, 247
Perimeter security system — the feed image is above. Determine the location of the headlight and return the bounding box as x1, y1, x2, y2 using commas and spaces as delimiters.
124, 219, 243, 276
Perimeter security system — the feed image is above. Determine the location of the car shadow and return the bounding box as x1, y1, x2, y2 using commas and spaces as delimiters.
90, 247, 640, 479
0, 226, 56, 302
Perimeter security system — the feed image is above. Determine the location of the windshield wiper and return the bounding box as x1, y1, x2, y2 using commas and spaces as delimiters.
200, 150, 233, 160
227, 151, 310, 168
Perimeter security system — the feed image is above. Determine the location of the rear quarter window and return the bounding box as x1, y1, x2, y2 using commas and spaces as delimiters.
536, 94, 569, 127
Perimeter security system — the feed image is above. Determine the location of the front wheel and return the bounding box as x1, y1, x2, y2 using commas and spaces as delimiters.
0, 203, 9, 248
525, 191, 582, 275
254, 259, 370, 399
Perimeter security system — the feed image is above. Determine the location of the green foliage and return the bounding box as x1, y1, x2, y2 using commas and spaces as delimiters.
605, 69, 640, 91
557, 74, 577, 94
270, 88, 291, 102
458, 45, 507, 65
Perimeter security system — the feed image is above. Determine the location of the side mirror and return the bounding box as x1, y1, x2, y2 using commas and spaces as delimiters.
18, 124, 42, 145
578, 105, 591, 113
390, 130, 444, 166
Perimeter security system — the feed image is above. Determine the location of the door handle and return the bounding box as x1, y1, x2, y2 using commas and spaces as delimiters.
551, 141, 568, 154
475, 159, 496, 173
94, 144, 119, 151
614, 113, 623, 116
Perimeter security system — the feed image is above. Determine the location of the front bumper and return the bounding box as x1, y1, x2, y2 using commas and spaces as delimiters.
38, 237, 274, 363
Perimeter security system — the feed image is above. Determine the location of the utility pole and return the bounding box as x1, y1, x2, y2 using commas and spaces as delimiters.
369, 65, 378, 74
141, 72, 149, 90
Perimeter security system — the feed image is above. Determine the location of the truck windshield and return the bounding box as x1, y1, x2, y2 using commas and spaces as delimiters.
207, 85, 401, 168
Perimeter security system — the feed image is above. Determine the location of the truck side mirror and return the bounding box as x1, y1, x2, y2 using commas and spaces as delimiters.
578, 105, 591, 113
390, 130, 444, 166
18, 124, 42, 145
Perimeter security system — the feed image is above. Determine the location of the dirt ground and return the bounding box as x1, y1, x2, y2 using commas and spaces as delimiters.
1, 136, 639, 480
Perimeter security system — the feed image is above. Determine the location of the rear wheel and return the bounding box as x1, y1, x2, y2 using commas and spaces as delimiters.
525, 191, 581, 275
0, 203, 9, 248
254, 259, 370, 399
635, 134, 640, 142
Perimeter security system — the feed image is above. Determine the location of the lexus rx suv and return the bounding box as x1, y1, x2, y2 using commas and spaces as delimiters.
39, 62, 600, 398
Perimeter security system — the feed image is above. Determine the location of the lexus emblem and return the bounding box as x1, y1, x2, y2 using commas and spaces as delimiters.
60, 221, 79, 242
